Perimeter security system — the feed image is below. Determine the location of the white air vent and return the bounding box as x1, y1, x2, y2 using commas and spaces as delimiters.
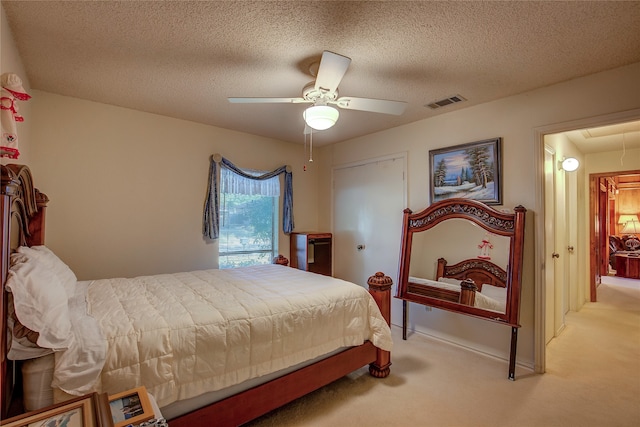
426, 95, 466, 109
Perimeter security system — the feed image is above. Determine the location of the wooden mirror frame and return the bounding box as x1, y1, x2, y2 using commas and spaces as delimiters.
395, 198, 526, 379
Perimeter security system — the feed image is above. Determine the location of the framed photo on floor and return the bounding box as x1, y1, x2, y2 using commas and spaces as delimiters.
429, 137, 502, 205
0, 393, 112, 427
108, 386, 153, 427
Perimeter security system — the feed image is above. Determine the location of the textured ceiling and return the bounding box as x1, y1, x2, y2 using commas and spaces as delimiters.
3, 1, 640, 147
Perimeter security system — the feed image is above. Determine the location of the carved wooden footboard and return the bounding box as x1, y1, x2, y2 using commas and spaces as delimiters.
407, 277, 478, 305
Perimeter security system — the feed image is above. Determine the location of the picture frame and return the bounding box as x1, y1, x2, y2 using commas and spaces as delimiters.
429, 137, 502, 205
0, 393, 112, 427
108, 386, 153, 427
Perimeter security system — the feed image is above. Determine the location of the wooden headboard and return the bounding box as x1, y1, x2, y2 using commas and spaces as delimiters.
1, 164, 48, 419
436, 257, 508, 290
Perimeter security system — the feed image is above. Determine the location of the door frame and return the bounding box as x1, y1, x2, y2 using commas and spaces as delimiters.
589, 169, 640, 296
543, 144, 557, 346
533, 108, 640, 374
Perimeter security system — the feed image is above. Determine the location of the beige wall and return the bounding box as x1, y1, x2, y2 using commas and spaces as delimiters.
318, 62, 640, 368
28, 92, 320, 280
617, 188, 640, 233
3, 2, 320, 281
585, 147, 640, 175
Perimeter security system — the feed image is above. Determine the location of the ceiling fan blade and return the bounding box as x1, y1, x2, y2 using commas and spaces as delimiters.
333, 97, 407, 115
228, 97, 307, 104
314, 51, 351, 93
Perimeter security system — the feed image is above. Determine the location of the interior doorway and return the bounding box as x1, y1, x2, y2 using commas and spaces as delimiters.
590, 170, 640, 296
536, 110, 640, 374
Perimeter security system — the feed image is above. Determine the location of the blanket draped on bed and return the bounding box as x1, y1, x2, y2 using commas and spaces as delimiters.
53, 265, 392, 408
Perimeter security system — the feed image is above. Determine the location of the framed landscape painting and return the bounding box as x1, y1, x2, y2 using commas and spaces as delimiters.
429, 137, 502, 205
0, 393, 111, 427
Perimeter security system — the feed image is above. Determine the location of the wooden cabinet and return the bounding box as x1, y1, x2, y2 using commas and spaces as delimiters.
290, 232, 332, 276
615, 253, 640, 279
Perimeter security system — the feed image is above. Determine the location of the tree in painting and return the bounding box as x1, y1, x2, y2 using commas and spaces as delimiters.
465, 146, 494, 189
435, 158, 447, 187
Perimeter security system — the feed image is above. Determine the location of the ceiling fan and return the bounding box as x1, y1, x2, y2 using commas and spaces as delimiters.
228, 51, 407, 131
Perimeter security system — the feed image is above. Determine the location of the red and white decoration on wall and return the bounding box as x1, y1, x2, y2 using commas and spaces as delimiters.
1, 73, 31, 159
478, 234, 493, 259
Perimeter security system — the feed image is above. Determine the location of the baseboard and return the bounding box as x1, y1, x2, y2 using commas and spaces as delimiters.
392, 324, 535, 373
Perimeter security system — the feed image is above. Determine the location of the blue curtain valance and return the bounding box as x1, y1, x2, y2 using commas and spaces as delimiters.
203, 155, 294, 239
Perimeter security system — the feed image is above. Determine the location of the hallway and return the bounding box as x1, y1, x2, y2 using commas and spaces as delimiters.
544, 276, 640, 425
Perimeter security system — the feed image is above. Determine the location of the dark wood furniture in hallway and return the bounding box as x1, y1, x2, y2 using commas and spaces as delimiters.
615, 253, 640, 279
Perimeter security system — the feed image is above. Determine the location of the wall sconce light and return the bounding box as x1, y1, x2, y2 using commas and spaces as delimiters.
303, 104, 339, 130
559, 157, 579, 172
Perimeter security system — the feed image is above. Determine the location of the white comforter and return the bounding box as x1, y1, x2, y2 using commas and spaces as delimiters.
53, 265, 392, 407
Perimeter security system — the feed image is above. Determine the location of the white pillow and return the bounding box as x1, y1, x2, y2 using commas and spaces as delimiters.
437, 277, 462, 286
480, 284, 508, 302
7, 333, 54, 360
6, 253, 73, 350
6, 299, 54, 360
17, 246, 77, 297
474, 292, 506, 313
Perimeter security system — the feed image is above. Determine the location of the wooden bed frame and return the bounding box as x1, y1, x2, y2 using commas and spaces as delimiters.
406, 257, 508, 317
0, 164, 392, 426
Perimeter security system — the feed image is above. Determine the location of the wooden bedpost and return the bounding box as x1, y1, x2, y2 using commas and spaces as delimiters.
458, 279, 477, 306
26, 189, 48, 246
0, 164, 47, 418
1, 165, 19, 419
273, 254, 289, 266
367, 272, 392, 378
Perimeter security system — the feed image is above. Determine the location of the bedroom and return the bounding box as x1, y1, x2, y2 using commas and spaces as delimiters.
1, 1, 640, 426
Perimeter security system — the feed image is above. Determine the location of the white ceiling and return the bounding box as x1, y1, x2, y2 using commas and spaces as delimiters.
3, 1, 640, 148
563, 120, 640, 154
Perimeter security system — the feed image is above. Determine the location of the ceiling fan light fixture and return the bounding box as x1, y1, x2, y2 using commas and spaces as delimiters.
303, 105, 339, 130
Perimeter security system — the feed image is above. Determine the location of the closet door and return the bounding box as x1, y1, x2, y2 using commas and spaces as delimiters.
333, 155, 405, 326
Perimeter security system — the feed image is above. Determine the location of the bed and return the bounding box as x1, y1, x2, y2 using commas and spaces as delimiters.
0, 164, 393, 426
407, 257, 508, 312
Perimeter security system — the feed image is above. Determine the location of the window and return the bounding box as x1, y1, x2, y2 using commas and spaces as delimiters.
218, 168, 279, 268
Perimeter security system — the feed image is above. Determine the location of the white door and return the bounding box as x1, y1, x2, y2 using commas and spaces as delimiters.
333, 155, 406, 326
544, 146, 557, 345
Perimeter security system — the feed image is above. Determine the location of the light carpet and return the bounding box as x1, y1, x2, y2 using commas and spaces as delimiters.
246, 280, 640, 427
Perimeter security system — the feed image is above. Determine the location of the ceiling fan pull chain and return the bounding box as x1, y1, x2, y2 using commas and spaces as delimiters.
303, 132, 308, 171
